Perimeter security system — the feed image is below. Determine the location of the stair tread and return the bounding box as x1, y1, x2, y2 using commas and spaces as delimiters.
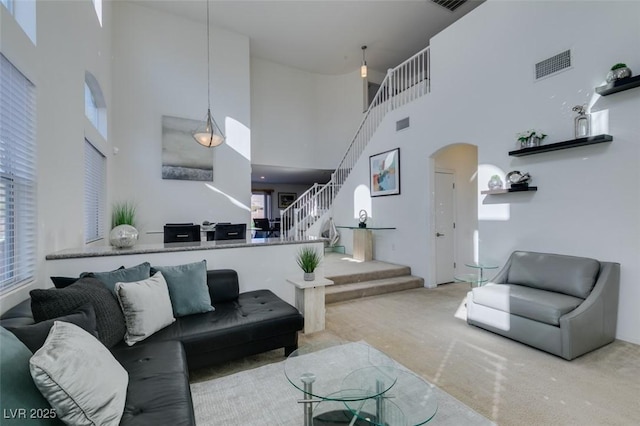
326, 275, 423, 293
325, 265, 412, 285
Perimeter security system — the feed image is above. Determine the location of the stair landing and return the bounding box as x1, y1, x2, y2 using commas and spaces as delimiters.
322, 252, 424, 303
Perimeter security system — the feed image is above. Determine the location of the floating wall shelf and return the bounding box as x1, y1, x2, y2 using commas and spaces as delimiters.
595, 75, 640, 96
508, 134, 613, 157
481, 186, 538, 195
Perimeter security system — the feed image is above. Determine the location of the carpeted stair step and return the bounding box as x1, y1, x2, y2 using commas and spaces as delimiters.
325, 265, 412, 285
326, 275, 424, 304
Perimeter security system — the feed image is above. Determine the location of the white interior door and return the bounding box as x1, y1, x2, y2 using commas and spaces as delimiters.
435, 171, 455, 284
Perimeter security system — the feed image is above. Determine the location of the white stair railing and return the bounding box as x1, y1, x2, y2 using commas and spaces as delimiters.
281, 46, 430, 240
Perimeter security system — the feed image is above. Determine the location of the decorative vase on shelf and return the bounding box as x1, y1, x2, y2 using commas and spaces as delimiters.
526, 136, 541, 147
572, 105, 591, 139
303, 272, 315, 282
109, 225, 139, 248
488, 175, 503, 190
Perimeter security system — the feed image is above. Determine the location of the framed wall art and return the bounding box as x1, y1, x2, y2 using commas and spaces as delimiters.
369, 148, 400, 196
278, 192, 297, 208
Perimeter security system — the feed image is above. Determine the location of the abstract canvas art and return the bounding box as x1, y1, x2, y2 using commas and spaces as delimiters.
369, 148, 400, 196
162, 115, 213, 181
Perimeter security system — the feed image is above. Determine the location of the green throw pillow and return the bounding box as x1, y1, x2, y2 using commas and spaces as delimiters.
83, 262, 151, 294
0, 327, 62, 425
153, 260, 213, 317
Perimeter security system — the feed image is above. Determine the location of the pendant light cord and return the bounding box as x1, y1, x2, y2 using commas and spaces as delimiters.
206, 0, 211, 110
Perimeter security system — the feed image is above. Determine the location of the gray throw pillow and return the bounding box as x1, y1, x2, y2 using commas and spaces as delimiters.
30, 277, 126, 348
5, 304, 98, 353
30, 321, 128, 426
82, 262, 151, 294
115, 272, 176, 346
153, 260, 214, 317
0, 327, 61, 426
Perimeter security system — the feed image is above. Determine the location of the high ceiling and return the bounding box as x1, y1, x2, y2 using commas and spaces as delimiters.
137, 0, 483, 75
134, 0, 484, 184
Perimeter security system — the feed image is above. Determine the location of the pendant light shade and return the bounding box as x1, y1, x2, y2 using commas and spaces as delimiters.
360, 45, 368, 79
193, 0, 225, 148
193, 108, 224, 147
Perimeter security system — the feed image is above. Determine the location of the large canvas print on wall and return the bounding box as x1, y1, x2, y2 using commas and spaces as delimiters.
369, 148, 400, 196
162, 115, 213, 181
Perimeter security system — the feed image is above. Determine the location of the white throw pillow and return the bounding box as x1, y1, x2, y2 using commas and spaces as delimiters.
115, 271, 176, 346
29, 321, 128, 426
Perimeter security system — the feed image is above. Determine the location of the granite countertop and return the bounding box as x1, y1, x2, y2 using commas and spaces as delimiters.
46, 238, 324, 260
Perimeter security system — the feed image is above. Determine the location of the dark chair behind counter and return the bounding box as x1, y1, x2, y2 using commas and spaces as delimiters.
164, 223, 201, 243
213, 223, 246, 241
253, 218, 271, 238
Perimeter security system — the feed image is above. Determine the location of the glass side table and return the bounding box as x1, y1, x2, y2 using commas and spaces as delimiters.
454, 273, 488, 288
464, 262, 499, 283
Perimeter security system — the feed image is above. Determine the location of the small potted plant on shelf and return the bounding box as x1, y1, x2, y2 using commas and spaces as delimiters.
296, 247, 321, 281
110, 201, 139, 248
517, 129, 547, 148
606, 63, 632, 83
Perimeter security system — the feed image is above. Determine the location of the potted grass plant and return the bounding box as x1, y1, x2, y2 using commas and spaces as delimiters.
296, 247, 321, 281
109, 201, 139, 248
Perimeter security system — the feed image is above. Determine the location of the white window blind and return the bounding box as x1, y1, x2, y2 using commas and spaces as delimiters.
0, 53, 36, 294
84, 140, 106, 243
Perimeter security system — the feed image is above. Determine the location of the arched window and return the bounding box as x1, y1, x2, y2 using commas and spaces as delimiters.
84, 71, 107, 139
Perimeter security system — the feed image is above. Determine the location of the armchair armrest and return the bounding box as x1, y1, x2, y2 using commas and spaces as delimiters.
488, 254, 512, 284
559, 261, 620, 359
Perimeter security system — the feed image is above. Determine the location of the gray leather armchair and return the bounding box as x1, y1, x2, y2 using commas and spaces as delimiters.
467, 251, 620, 360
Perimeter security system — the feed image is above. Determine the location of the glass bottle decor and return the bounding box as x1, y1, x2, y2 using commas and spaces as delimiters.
572, 105, 590, 139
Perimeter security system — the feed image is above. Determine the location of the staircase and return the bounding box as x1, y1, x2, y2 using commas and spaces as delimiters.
324, 256, 424, 304
281, 46, 431, 240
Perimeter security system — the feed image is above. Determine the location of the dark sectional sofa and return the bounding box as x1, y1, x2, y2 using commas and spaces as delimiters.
1, 269, 304, 426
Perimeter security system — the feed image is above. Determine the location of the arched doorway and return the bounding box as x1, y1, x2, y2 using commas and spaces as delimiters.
430, 143, 478, 285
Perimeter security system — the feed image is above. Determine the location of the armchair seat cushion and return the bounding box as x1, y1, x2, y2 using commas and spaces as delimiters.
472, 283, 583, 326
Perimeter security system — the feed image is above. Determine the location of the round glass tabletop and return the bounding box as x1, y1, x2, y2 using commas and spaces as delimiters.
464, 262, 499, 270
284, 343, 398, 402
454, 273, 488, 288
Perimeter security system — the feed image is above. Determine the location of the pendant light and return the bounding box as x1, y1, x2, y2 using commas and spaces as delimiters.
360, 45, 368, 79
193, 0, 225, 148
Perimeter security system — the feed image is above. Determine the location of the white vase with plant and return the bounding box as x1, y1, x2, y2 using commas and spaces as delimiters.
296, 247, 321, 281
110, 201, 139, 248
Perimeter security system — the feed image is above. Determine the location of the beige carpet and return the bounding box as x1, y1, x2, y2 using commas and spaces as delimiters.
324, 283, 640, 425
191, 342, 492, 425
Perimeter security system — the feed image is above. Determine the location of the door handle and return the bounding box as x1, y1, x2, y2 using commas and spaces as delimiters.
436, 232, 445, 237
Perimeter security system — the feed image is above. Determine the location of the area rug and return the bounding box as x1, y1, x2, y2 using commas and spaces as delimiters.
191, 342, 493, 425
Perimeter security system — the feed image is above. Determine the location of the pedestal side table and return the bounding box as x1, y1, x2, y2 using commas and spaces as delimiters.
287, 277, 334, 334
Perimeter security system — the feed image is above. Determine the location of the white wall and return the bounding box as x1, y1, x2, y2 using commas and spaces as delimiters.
110, 2, 252, 242
0, 0, 113, 312
331, 1, 640, 344
251, 57, 362, 170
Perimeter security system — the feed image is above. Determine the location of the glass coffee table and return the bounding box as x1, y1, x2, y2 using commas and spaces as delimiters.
284, 343, 437, 425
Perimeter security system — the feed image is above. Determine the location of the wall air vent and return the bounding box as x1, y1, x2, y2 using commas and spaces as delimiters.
535, 49, 572, 80
430, 0, 467, 12
396, 117, 410, 131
